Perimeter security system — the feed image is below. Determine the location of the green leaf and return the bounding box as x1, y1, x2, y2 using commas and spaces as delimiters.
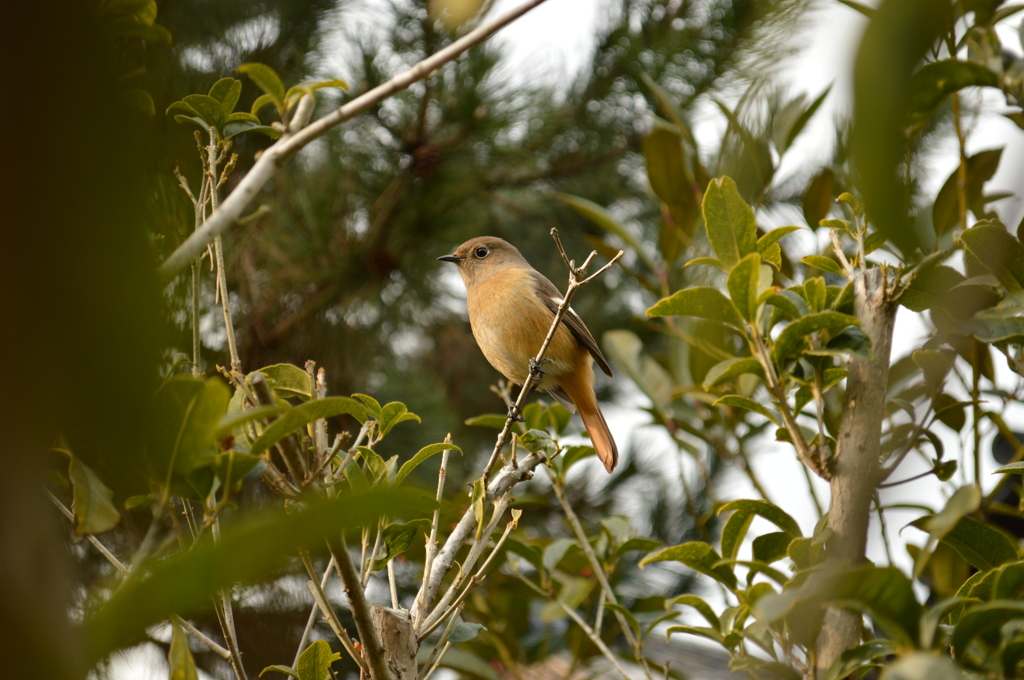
802, 255, 845, 276
260, 665, 299, 679
372, 519, 432, 572
225, 121, 281, 140
758, 226, 803, 251
667, 594, 721, 630
703, 176, 758, 269
900, 265, 965, 312
783, 84, 832, 152
767, 291, 808, 320
878, 653, 962, 680
771, 312, 860, 364
640, 542, 737, 590
702, 357, 763, 391
952, 601, 1024, 658
718, 499, 801, 561
182, 94, 225, 131
283, 78, 349, 110
147, 377, 230, 478
602, 330, 674, 414
296, 639, 340, 680
251, 93, 278, 117
445, 621, 484, 644
550, 192, 658, 273
394, 442, 461, 487
666, 625, 725, 645
353, 394, 383, 419
464, 414, 508, 429
727, 253, 764, 321
995, 461, 1024, 474
959, 222, 1024, 292
646, 287, 746, 331
253, 364, 313, 400
166, 100, 198, 117
69, 456, 121, 535
643, 123, 687, 204
561, 445, 596, 473
238, 63, 286, 104
226, 112, 261, 124
378, 401, 421, 436
208, 78, 242, 114
168, 620, 199, 680
518, 429, 557, 457
87, 489, 434, 658
250, 397, 368, 456
214, 405, 286, 439
604, 602, 641, 641
685, 256, 726, 270
542, 538, 577, 573
910, 515, 1017, 571
908, 60, 1000, 133
612, 537, 661, 563
823, 641, 896, 680
752, 532, 794, 565
933, 149, 1003, 237
713, 396, 779, 425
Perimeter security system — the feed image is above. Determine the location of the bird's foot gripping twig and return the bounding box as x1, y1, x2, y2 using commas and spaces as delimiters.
529, 357, 551, 382
507, 404, 526, 423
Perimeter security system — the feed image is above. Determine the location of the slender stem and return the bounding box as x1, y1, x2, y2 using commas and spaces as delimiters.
329, 537, 394, 680
191, 259, 201, 377
556, 598, 631, 680
550, 475, 640, 653
300, 553, 367, 672
388, 560, 400, 609
415, 447, 451, 628
157, 0, 553, 282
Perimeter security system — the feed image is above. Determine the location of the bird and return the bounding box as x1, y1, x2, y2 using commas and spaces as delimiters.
438, 236, 618, 472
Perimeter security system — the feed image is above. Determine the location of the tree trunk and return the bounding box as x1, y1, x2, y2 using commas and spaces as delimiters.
372, 605, 418, 680
816, 268, 896, 675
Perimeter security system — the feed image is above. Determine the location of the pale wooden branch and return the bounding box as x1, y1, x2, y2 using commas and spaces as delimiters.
156, 0, 552, 282
414, 445, 451, 628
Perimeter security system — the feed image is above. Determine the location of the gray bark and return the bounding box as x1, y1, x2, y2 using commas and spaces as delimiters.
815, 267, 896, 674
372, 606, 417, 680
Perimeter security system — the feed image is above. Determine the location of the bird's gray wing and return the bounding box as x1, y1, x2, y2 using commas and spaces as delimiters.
529, 269, 613, 377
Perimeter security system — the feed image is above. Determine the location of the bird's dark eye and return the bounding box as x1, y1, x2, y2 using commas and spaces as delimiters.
475, 247, 488, 258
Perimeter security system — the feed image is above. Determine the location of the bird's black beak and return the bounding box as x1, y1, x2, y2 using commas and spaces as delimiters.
437, 255, 462, 263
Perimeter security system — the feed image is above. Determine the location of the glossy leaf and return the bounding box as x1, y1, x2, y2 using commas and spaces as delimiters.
464, 414, 507, 430
550, 192, 657, 273
702, 357, 763, 391
394, 442, 461, 487
146, 377, 230, 477
713, 396, 779, 425
250, 397, 368, 456
208, 77, 242, 114
445, 621, 484, 644
727, 253, 764, 321
69, 456, 121, 535
933, 149, 1003, 236
378, 401, 421, 436
952, 601, 1024, 658
719, 499, 801, 561
646, 287, 746, 330
182, 94, 225, 130
251, 93, 277, 117
751, 532, 794, 565
782, 84, 832, 153
238, 62, 286, 103
901, 265, 966, 312
910, 515, 1017, 571
640, 542, 737, 589
168, 620, 199, 680
802, 169, 835, 228
260, 665, 299, 679
296, 639, 339, 680
908, 60, 1000, 133
254, 364, 313, 400
542, 538, 577, 573
771, 312, 860, 364
802, 255, 844, 276
703, 176, 758, 270
959, 221, 1024, 293
823, 641, 894, 680
371, 519, 432, 572
602, 330, 674, 413
214, 405, 286, 439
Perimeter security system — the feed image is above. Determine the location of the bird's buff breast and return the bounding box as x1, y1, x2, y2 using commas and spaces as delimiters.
466, 268, 579, 389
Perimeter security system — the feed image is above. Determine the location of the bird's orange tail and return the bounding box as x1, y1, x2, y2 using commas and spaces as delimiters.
578, 403, 618, 473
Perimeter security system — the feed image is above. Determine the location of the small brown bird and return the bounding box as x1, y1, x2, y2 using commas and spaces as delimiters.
439, 237, 618, 472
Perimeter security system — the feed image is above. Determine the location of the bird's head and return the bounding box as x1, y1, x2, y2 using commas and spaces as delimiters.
437, 236, 528, 288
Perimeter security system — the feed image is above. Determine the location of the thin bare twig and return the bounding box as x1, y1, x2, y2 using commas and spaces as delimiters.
300, 553, 367, 672
329, 538, 393, 680
157, 0, 553, 282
